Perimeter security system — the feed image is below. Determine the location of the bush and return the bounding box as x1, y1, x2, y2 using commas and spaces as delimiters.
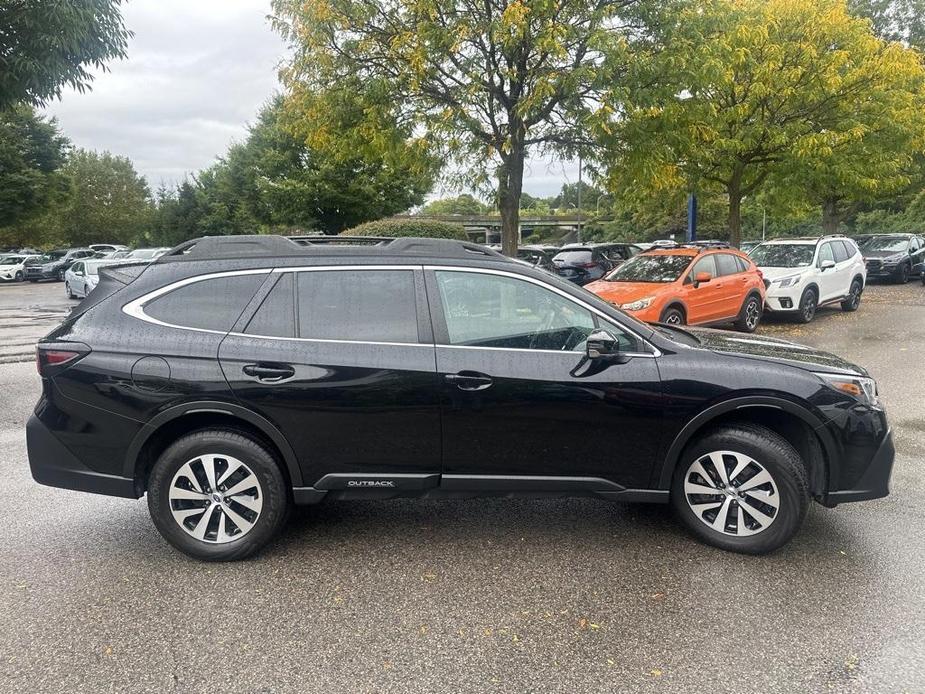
342, 217, 468, 240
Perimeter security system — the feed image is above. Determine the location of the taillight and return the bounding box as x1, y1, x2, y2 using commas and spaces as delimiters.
36, 344, 89, 376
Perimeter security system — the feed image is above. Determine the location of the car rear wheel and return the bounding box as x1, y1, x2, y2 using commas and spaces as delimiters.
671, 424, 809, 554
841, 279, 862, 311
734, 295, 762, 333
659, 306, 686, 325
796, 287, 817, 323
147, 429, 290, 561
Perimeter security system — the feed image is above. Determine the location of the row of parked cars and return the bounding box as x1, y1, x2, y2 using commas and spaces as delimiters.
0, 244, 172, 287
514, 232, 924, 333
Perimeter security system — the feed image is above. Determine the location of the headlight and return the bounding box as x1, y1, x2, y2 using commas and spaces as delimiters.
815, 372, 879, 408
774, 274, 802, 288
882, 254, 904, 265
620, 297, 654, 311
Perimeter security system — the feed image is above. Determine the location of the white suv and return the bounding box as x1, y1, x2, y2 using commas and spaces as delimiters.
749, 236, 866, 323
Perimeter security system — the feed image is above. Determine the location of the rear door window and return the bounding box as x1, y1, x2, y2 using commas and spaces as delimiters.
143, 273, 266, 332
714, 253, 740, 276
245, 273, 295, 338
832, 241, 849, 263
296, 269, 419, 343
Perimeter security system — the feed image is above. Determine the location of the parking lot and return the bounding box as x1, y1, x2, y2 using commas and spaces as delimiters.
1, 279, 923, 693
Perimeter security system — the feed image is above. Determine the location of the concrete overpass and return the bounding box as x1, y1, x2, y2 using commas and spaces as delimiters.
390, 214, 586, 244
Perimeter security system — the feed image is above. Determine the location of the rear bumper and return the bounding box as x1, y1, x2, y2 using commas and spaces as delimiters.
26, 414, 137, 498
822, 428, 895, 506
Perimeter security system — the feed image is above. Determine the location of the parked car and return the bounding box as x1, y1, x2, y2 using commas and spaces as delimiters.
585, 246, 766, 332
690, 240, 731, 249
749, 236, 866, 323
0, 254, 41, 282
64, 259, 134, 299
26, 235, 893, 560
516, 244, 559, 271
127, 247, 171, 261
858, 233, 925, 283
24, 248, 95, 282
739, 240, 760, 253
89, 244, 129, 254
551, 243, 640, 285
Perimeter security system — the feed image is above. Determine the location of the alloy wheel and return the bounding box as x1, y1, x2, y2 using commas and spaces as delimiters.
848, 282, 861, 309
801, 292, 816, 322
168, 454, 264, 543
683, 450, 780, 537
745, 299, 761, 330
664, 310, 683, 325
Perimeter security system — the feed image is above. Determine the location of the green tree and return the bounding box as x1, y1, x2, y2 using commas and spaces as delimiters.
56, 149, 151, 245
848, 0, 925, 48
271, 0, 654, 256
0, 0, 130, 109
421, 194, 487, 216
0, 105, 69, 230
599, 0, 924, 246
553, 182, 604, 211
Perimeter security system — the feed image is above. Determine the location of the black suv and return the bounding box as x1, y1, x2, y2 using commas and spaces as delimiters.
552, 243, 640, 285
25, 248, 95, 282
859, 233, 925, 283
27, 236, 894, 561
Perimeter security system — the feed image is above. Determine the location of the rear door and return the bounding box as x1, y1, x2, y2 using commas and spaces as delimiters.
218, 266, 442, 488
713, 252, 749, 319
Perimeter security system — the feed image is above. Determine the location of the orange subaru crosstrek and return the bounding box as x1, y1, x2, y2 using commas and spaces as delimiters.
585, 247, 766, 332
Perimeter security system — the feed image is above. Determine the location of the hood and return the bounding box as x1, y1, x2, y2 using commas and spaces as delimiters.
685, 326, 866, 376
584, 280, 666, 306
862, 249, 906, 260
757, 266, 810, 281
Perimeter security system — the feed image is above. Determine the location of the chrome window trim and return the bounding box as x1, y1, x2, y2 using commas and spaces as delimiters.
426, 265, 660, 358
123, 263, 660, 357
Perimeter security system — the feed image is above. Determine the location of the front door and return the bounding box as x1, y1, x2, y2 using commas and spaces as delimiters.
219, 267, 441, 486
426, 268, 664, 491
684, 255, 726, 324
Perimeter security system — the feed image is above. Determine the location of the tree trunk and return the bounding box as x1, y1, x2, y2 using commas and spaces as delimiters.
497, 130, 525, 257
727, 182, 742, 248
822, 197, 841, 235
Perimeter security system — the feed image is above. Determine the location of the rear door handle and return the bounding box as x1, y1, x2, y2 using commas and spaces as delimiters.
243, 363, 295, 382
444, 371, 493, 391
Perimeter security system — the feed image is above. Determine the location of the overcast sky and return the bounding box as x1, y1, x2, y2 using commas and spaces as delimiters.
43, 0, 579, 199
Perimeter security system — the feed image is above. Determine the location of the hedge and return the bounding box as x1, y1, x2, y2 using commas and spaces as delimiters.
342, 218, 468, 241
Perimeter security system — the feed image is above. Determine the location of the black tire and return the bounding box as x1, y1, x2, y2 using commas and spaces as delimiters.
65, 282, 75, 299
841, 278, 862, 311
659, 305, 686, 326
796, 287, 817, 323
671, 424, 809, 555
895, 263, 909, 284
56, 269, 64, 281
733, 294, 763, 333
14, 271, 23, 282
147, 429, 290, 561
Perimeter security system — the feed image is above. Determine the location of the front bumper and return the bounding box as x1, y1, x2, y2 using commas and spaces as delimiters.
822, 428, 895, 506
26, 414, 137, 498
24, 268, 57, 281
864, 261, 902, 279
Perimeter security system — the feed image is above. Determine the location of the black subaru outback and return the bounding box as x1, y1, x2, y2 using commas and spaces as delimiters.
27, 236, 894, 561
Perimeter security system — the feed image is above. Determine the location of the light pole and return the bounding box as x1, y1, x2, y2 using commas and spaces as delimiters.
576, 155, 583, 244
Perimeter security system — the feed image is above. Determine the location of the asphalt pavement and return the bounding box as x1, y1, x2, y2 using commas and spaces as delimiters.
0, 279, 923, 693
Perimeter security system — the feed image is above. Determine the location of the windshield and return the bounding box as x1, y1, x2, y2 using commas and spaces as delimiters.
862, 236, 909, 253
0, 256, 23, 265
41, 251, 66, 262
604, 254, 691, 282
749, 244, 814, 267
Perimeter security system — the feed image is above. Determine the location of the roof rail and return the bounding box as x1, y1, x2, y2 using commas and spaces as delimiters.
156, 234, 511, 262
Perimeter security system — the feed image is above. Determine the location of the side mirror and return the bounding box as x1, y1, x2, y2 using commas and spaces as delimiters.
694, 271, 712, 286
820, 259, 835, 270
586, 329, 618, 359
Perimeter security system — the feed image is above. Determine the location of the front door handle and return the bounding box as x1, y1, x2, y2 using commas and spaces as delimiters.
243, 363, 295, 382
445, 371, 493, 391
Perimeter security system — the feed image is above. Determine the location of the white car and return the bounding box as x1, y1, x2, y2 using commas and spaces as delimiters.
750, 236, 866, 323
0, 254, 41, 282
64, 259, 133, 299
127, 247, 171, 261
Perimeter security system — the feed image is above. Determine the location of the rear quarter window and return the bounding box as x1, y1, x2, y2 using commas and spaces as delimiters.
143, 273, 267, 332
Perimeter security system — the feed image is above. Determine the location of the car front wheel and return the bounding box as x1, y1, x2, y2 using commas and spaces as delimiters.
671, 424, 809, 554
796, 287, 817, 323
14, 271, 23, 282
147, 429, 290, 561
660, 306, 686, 325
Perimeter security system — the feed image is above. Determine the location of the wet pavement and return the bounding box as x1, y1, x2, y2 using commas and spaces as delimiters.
0, 280, 923, 692
0, 281, 71, 363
